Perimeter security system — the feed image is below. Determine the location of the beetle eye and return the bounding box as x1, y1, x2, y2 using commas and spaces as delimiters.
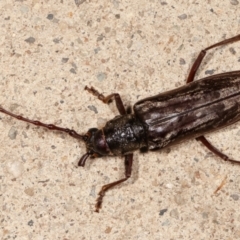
82, 134, 89, 141
88, 128, 98, 133
86, 128, 98, 138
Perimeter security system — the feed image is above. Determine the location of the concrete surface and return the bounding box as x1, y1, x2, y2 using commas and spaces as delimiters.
1, 0, 240, 239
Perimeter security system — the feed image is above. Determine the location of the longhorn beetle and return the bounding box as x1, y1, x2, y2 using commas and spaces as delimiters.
1, 34, 240, 212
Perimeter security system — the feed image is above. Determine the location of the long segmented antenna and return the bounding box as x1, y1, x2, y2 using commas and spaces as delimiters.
0, 106, 86, 141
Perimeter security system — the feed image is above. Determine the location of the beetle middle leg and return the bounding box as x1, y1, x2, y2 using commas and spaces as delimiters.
95, 153, 133, 212
85, 86, 126, 115
187, 34, 240, 164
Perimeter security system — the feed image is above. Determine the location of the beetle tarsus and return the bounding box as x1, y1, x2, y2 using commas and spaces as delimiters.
85, 85, 126, 115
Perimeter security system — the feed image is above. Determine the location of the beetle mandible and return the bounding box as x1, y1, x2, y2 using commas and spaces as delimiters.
1, 34, 240, 212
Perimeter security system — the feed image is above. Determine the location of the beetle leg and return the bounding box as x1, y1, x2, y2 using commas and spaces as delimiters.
187, 35, 240, 160
95, 153, 133, 212
196, 136, 240, 164
187, 34, 240, 83
85, 86, 126, 115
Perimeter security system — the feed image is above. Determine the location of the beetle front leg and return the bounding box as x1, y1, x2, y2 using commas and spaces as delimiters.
95, 153, 133, 212
85, 86, 126, 115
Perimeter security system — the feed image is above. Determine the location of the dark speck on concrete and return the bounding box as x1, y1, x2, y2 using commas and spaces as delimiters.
75, 0, 86, 7
115, 14, 120, 19
179, 58, 186, 65
97, 72, 107, 81
71, 62, 77, 70
230, 194, 239, 201
8, 127, 18, 140
62, 58, 69, 63
159, 208, 168, 216
202, 212, 209, 219
205, 69, 215, 75
94, 47, 101, 54
97, 34, 104, 42
47, 14, 54, 20
105, 27, 111, 33
70, 68, 77, 74
194, 157, 199, 162
229, 47, 236, 55
87, 20, 92, 26
25, 37, 35, 44
88, 105, 98, 114
178, 14, 187, 20
28, 220, 34, 226
22, 131, 28, 138
53, 38, 62, 44
230, 0, 239, 5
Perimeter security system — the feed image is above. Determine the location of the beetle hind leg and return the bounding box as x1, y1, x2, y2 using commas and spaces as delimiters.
196, 136, 240, 164
187, 34, 240, 164
187, 34, 240, 83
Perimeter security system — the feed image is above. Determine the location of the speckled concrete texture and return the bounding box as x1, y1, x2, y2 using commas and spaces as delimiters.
1, 0, 240, 239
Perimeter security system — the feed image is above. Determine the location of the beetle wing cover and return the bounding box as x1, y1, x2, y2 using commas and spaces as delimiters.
134, 71, 240, 150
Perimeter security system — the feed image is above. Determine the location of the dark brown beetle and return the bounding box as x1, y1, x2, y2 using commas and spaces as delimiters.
1, 34, 240, 212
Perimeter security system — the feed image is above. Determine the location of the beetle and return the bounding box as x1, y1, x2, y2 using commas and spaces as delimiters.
1, 34, 240, 212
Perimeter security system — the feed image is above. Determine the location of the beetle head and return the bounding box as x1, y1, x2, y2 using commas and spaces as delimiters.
78, 128, 110, 167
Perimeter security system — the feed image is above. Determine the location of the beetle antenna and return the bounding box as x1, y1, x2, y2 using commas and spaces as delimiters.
0, 106, 86, 141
